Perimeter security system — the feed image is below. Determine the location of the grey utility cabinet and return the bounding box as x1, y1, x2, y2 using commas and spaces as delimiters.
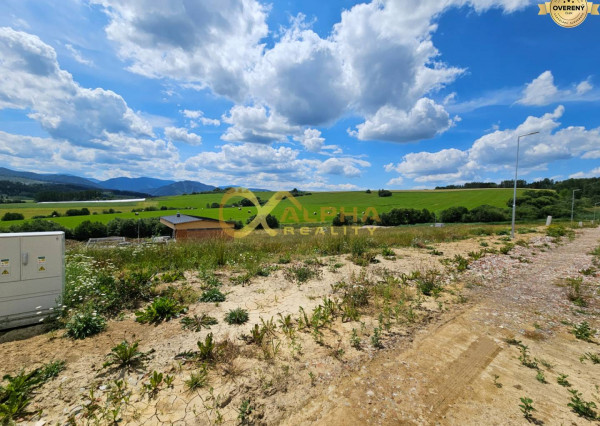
0, 231, 65, 330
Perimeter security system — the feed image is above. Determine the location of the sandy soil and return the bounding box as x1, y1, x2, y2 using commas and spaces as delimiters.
1, 227, 599, 425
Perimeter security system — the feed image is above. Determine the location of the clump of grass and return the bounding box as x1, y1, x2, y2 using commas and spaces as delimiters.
199, 288, 226, 303
381, 247, 395, 257
572, 321, 596, 342
547, 224, 571, 239
162, 283, 199, 305
197, 333, 217, 362
284, 265, 320, 284
580, 352, 600, 364
499, 243, 514, 255
224, 308, 249, 325
238, 399, 253, 425
452, 254, 469, 272
181, 314, 219, 331
135, 297, 186, 324
535, 370, 547, 384
103, 340, 150, 370
565, 277, 587, 307
185, 365, 209, 391
557, 374, 571, 387
65, 311, 106, 340
518, 345, 538, 369
0, 361, 65, 423
415, 270, 442, 296
160, 270, 185, 283
567, 389, 598, 419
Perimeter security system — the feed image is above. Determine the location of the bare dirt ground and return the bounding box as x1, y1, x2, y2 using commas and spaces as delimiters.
1, 227, 599, 425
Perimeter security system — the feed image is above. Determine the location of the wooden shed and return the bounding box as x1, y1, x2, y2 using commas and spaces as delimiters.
160, 214, 235, 240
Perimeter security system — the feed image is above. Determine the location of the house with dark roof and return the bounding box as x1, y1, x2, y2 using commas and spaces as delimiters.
160, 213, 235, 240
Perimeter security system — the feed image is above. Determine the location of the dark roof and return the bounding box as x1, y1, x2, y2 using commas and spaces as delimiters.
160, 214, 235, 225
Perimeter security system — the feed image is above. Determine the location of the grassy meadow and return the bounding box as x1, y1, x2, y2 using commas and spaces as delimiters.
0, 188, 525, 230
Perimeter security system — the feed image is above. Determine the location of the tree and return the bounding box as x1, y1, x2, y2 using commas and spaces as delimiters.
1, 212, 24, 221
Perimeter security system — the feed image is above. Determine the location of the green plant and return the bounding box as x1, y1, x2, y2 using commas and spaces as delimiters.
381, 247, 395, 257
185, 365, 209, 391
197, 333, 217, 362
452, 254, 469, 272
199, 287, 226, 303
284, 265, 320, 284
568, 389, 597, 419
565, 277, 587, 307
519, 397, 535, 420
557, 374, 571, 387
518, 345, 538, 369
371, 327, 383, 349
350, 328, 361, 349
580, 352, 600, 364
415, 270, 442, 296
535, 370, 546, 384
65, 311, 106, 339
0, 361, 65, 423
142, 371, 169, 398
499, 243, 514, 255
224, 308, 249, 325
135, 297, 186, 324
572, 321, 596, 342
103, 340, 149, 370
160, 270, 185, 283
493, 374, 502, 388
181, 314, 218, 331
238, 399, 253, 424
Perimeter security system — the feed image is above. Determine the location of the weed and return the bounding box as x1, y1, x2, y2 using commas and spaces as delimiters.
199, 288, 226, 303
65, 311, 106, 339
371, 327, 383, 349
568, 389, 598, 419
429, 249, 443, 256
557, 374, 571, 387
277, 314, 295, 338
308, 371, 316, 387
160, 270, 185, 283
467, 250, 485, 260
572, 321, 596, 342
185, 365, 209, 391
135, 296, 186, 324
565, 277, 587, 307
142, 371, 172, 399
197, 333, 217, 362
535, 370, 547, 384
284, 265, 320, 284
103, 340, 150, 370
181, 314, 218, 331
415, 270, 442, 296
519, 397, 535, 420
278, 254, 291, 264
162, 283, 199, 305
518, 345, 538, 369
452, 254, 469, 272
493, 374, 502, 388
580, 352, 600, 364
238, 399, 253, 424
224, 308, 249, 325
579, 267, 596, 276
350, 328, 361, 349
536, 358, 553, 370
381, 247, 395, 257
499, 243, 514, 255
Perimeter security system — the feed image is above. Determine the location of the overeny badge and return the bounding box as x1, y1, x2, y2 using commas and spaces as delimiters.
539, 0, 599, 28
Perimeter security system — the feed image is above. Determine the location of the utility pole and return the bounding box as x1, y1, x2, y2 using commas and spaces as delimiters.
511, 131, 539, 239
571, 189, 581, 222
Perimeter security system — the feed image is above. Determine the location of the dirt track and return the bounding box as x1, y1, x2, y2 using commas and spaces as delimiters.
283, 227, 600, 425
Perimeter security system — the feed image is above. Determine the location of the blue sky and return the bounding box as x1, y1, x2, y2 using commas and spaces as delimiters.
0, 0, 598, 190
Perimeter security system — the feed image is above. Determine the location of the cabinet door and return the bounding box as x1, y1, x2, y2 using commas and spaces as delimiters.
0, 237, 20, 283
21, 235, 62, 281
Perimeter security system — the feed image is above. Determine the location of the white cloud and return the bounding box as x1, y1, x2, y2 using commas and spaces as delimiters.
569, 167, 600, 179
92, 0, 268, 100
350, 98, 454, 142
0, 27, 153, 148
519, 70, 594, 106
221, 105, 299, 144
181, 109, 220, 126
64, 43, 93, 66
164, 127, 202, 145
93, 0, 530, 144
385, 106, 600, 184
317, 157, 371, 178
294, 128, 325, 152
386, 177, 404, 187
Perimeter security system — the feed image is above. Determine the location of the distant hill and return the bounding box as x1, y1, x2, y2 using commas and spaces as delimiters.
0, 167, 101, 188
149, 180, 216, 196
99, 177, 176, 194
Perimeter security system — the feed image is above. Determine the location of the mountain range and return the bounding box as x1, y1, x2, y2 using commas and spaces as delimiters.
0, 167, 268, 196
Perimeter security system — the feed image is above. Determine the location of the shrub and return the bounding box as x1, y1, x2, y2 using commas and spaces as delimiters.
199, 288, 226, 303
135, 297, 186, 324
1, 212, 24, 221
224, 308, 249, 325
65, 311, 106, 339
246, 214, 279, 229
416, 271, 442, 296
572, 321, 595, 342
73, 220, 107, 241
377, 189, 392, 197
65, 208, 90, 216
439, 206, 469, 223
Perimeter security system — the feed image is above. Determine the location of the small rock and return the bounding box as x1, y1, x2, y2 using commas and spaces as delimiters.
366, 390, 375, 398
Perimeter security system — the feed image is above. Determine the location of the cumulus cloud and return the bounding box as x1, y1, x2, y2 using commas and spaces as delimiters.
92, 0, 268, 100
519, 70, 593, 106
294, 128, 325, 152
64, 43, 93, 66
350, 98, 454, 142
164, 127, 202, 145
93, 0, 530, 144
317, 157, 370, 178
181, 109, 220, 127
221, 105, 299, 144
0, 27, 153, 148
385, 106, 600, 184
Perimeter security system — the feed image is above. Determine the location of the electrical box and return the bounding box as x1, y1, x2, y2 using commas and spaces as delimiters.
0, 231, 65, 330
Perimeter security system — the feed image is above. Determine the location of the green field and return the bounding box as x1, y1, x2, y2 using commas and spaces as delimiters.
0, 188, 525, 230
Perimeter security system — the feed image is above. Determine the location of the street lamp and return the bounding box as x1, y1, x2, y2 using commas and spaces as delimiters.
511, 131, 539, 239
571, 189, 581, 222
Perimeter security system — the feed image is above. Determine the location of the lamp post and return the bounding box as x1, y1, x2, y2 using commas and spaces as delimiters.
511, 131, 539, 239
594, 202, 600, 223
571, 189, 581, 222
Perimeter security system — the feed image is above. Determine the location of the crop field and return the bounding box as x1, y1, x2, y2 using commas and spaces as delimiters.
0, 188, 526, 230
